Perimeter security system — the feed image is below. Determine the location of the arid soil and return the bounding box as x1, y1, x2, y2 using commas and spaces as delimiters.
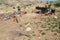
0, 3, 60, 40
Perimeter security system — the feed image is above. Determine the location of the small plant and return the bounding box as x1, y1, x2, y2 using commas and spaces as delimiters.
46, 1, 48, 4
41, 32, 46, 35
49, 26, 56, 30
54, 2, 60, 7
41, 26, 46, 28
32, 33, 36, 36
17, 6, 21, 11
45, 29, 49, 31
39, 30, 43, 33
41, 25, 46, 28
52, 26, 56, 29
34, 22, 37, 24
47, 18, 51, 23
48, 23, 51, 25
38, 21, 41, 23
47, 3, 52, 8
28, 39, 31, 40
0, 3, 2, 5
45, 39, 47, 40
23, 5, 26, 9
51, 29, 54, 32
56, 29, 60, 33
25, 22, 29, 25
13, 7, 15, 9
58, 22, 60, 29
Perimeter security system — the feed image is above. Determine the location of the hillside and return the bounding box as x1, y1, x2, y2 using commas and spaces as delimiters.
0, 0, 60, 40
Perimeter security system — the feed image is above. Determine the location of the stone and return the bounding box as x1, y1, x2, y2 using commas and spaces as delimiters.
25, 27, 31, 31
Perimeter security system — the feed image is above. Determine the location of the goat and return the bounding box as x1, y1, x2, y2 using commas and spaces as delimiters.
36, 6, 49, 14
50, 9, 55, 15
35, 6, 56, 16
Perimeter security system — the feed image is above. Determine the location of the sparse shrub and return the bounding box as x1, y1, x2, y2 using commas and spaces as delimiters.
47, 18, 51, 22
32, 34, 36, 36
55, 29, 60, 33
52, 26, 56, 29
56, 9, 60, 14
0, 3, 2, 5
53, 18, 57, 22
26, 4, 32, 6
39, 30, 43, 33
38, 21, 41, 23
51, 29, 54, 32
13, 7, 15, 9
25, 22, 29, 25
48, 3, 52, 8
23, 5, 26, 9
41, 26, 46, 28
54, 2, 60, 7
28, 39, 31, 40
58, 22, 60, 29
45, 29, 49, 31
29, 4, 32, 6
49, 26, 55, 32
49, 26, 56, 30
17, 6, 21, 11
46, 1, 48, 4
48, 23, 50, 25
45, 39, 47, 40
41, 32, 46, 35
24, 22, 31, 25
34, 22, 37, 24
59, 26, 60, 29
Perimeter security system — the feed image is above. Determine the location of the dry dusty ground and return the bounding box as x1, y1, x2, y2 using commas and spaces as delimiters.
0, 3, 60, 40
0, 13, 60, 40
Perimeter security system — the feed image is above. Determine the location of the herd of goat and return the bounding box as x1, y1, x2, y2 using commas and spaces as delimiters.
0, 6, 55, 21
35, 6, 55, 15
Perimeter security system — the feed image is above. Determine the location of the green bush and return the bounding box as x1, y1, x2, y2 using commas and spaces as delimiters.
48, 3, 52, 8
13, 7, 15, 9
45, 39, 47, 40
54, 2, 60, 7
41, 32, 46, 35
17, 6, 21, 11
